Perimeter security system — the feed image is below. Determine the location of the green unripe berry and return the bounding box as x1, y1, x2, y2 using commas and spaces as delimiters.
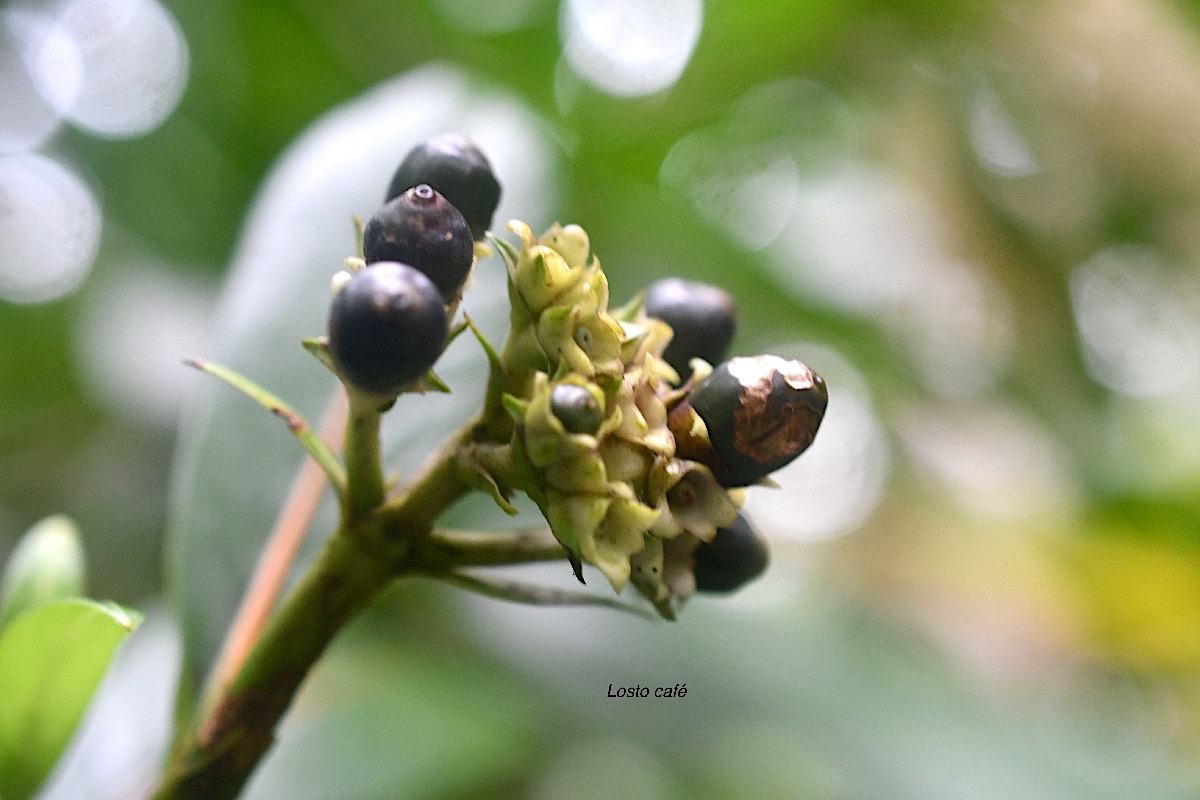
327, 262, 447, 396
363, 184, 474, 302
644, 278, 736, 379
550, 383, 604, 435
385, 134, 502, 240
693, 512, 769, 594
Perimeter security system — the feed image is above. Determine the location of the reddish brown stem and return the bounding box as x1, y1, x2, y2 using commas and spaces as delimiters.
199, 388, 348, 717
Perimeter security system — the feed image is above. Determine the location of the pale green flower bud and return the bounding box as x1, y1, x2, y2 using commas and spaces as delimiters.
503, 221, 585, 316
538, 223, 591, 269
536, 303, 624, 377
584, 495, 658, 591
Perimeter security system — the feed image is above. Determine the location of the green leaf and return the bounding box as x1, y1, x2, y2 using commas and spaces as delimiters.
0, 599, 141, 800
185, 358, 348, 497
167, 65, 560, 688
0, 516, 85, 631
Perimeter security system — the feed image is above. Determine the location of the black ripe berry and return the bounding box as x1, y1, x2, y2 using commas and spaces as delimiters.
693, 512, 769, 594
385, 134, 501, 241
644, 278, 737, 379
550, 384, 604, 435
328, 262, 447, 396
363, 185, 474, 303
683, 355, 828, 487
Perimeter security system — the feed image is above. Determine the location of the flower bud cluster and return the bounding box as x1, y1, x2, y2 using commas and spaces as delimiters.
491, 222, 743, 617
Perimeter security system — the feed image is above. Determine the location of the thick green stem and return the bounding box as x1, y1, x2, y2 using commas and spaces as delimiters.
153, 409, 480, 800
152, 526, 394, 800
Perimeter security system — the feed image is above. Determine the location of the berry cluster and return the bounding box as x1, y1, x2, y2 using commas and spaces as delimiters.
322, 133, 826, 615
326, 135, 502, 400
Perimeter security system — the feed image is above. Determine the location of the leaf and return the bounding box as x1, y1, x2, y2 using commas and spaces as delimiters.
167, 64, 560, 689
186, 358, 347, 496
0, 516, 85, 631
0, 599, 141, 800
242, 594, 542, 799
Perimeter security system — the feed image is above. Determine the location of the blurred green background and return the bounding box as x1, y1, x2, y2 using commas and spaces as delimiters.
6, 0, 1200, 797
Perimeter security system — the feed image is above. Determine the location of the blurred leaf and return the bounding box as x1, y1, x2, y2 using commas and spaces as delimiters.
243, 589, 541, 799
0, 515, 85, 631
461, 566, 1200, 799
1066, 533, 1200, 673
0, 599, 141, 800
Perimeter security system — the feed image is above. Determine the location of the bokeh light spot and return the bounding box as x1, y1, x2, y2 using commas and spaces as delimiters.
560, 0, 702, 97
75, 265, 215, 427
40, 0, 188, 138
0, 151, 100, 304
661, 131, 801, 251
899, 403, 1078, 523
660, 78, 856, 251
1070, 245, 1200, 397
968, 79, 1040, 179
0, 9, 67, 153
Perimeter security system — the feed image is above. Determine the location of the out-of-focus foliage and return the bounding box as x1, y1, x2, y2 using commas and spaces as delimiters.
6, 0, 1200, 797
0, 515, 84, 630
0, 598, 140, 800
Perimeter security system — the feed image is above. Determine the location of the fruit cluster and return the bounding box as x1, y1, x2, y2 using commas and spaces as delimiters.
327, 135, 498, 400
323, 134, 826, 617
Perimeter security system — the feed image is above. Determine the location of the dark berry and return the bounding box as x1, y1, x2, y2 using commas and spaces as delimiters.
328, 262, 447, 396
644, 278, 736, 379
385, 134, 501, 240
673, 355, 827, 487
363, 185, 474, 302
550, 384, 604, 435
693, 512, 769, 593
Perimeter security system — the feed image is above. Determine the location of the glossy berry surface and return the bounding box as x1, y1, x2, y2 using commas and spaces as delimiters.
385, 134, 501, 240
550, 384, 604, 435
693, 512, 769, 593
687, 355, 828, 487
328, 262, 447, 396
363, 185, 474, 302
644, 278, 737, 380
